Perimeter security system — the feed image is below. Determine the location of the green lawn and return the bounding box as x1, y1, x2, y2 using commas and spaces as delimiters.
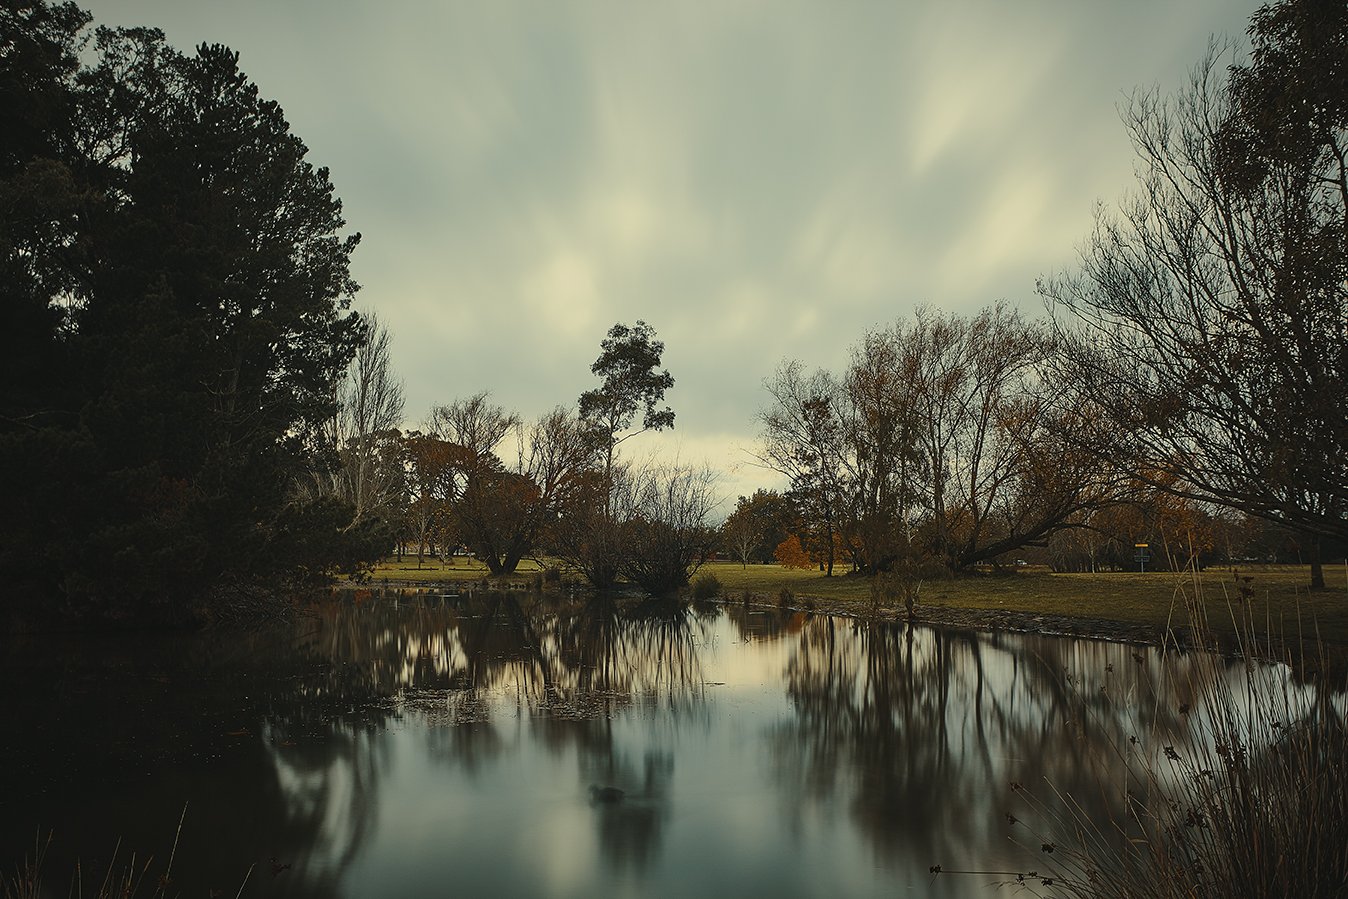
367, 555, 550, 581
358, 556, 1348, 644
704, 561, 1348, 643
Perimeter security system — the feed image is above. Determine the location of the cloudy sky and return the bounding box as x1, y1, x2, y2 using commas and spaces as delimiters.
83, 0, 1258, 509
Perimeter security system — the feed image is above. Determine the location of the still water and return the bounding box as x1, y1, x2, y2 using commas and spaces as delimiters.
0, 591, 1294, 897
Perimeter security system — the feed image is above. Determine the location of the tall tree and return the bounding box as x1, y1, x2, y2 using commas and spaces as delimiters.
300, 313, 405, 529
1041, 0, 1348, 587
897, 306, 1114, 570
1, 9, 368, 620
0, 1, 92, 615
841, 325, 927, 573
578, 320, 675, 506
757, 362, 848, 575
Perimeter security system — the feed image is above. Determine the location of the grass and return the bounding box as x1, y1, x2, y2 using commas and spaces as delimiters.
356, 557, 1348, 644
365, 555, 550, 582
994, 578, 1348, 898
688, 562, 1348, 645
1, 807, 235, 899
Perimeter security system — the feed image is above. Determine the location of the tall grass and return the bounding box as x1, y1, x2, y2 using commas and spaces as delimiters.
3, 807, 254, 899
1007, 570, 1348, 898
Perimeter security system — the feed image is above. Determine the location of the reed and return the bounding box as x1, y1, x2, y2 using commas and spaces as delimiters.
2, 807, 254, 899
1003, 570, 1348, 898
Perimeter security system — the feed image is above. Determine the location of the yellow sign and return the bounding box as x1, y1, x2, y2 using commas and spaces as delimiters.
1134, 543, 1149, 548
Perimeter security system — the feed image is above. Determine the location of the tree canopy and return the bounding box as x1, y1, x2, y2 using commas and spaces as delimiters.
1, 2, 374, 622
578, 320, 675, 471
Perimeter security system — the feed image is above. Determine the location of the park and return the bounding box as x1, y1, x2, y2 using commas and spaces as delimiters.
2, 0, 1345, 896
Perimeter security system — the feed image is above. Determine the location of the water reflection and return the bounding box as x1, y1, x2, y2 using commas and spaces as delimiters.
1, 593, 1337, 898
752, 611, 1333, 889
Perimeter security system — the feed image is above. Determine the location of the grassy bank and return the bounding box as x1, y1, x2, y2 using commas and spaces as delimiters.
358, 558, 1348, 644
709, 562, 1348, 644
367, 555, 549, 581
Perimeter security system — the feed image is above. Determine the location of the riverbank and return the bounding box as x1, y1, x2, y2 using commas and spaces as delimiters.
359, 558, 1348, 649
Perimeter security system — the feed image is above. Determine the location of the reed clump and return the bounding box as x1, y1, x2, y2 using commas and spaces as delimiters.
2, 807, 248, 899
1004, 570, 1348, 898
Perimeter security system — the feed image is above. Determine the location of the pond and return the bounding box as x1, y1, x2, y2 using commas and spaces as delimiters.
0, 590, 1313, 898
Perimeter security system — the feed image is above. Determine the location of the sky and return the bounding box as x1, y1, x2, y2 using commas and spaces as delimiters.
81, 0, 1260, 511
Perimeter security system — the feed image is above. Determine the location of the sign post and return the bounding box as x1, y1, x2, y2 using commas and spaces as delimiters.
1134, 543, 1150, 573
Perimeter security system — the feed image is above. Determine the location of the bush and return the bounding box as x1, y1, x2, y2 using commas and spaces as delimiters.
691, 572, 722, 601
615, 464, 719, 596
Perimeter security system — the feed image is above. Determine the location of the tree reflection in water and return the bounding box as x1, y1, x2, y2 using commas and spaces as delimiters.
742, 609, 1322, 881
0, 622, 388, 898
5, 591, 1336, 897
307, 590, 708, 874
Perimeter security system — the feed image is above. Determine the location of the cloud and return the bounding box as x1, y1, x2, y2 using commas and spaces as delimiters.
81, 0, 1265, 504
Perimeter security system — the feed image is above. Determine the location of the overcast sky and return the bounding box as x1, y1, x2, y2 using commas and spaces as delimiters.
82, 0, 1259, 510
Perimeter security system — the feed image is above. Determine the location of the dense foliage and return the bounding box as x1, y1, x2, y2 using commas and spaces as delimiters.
0, 2, 381, 623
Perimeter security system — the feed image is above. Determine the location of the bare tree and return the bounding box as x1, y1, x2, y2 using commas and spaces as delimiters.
453, 406, 593, 575
1041, 12, 1348, 587
427, 392, 518, 462
336, 315, 404, 525
617, 462, 720, 596
760, 306, 1121, 574
840, 324, 927, 572
756, 361, 849, 575
298, 313, 405, 530
900, 305, 1117, 569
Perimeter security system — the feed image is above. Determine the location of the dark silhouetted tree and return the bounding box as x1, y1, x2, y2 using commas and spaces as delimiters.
0, 8, 371, 620
454, 407, 592, 575
1042, 0, 1348, 587
617, 463, 719, 596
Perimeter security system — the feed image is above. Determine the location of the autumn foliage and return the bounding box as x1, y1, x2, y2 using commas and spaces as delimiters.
774, 535, 814, 570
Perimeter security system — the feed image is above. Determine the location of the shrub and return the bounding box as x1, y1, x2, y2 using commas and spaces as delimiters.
691, 572, 722, 601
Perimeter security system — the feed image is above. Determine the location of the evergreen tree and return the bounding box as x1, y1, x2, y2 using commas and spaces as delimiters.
0, 4, 375, 622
